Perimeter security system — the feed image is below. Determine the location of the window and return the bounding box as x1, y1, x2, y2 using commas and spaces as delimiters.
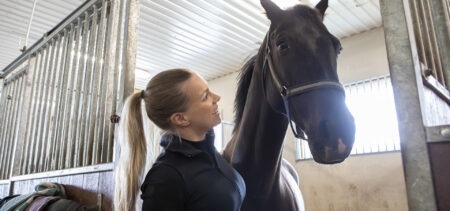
296, 75, 401, 160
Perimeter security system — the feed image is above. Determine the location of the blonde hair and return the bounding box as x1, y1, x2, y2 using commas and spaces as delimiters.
114, 69, 193, 210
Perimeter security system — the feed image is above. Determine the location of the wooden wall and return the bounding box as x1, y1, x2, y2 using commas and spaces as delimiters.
0, 170, 113, 211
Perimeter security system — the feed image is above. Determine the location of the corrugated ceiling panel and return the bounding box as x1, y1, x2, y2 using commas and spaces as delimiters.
135, 0, 381, 89
0, 0, 83, 71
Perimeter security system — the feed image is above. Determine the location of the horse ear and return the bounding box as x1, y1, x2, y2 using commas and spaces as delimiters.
315, 0, 328, 17
261, 0, 282, 21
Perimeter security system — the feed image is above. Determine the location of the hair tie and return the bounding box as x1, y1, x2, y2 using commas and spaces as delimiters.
140, 90, 145, 99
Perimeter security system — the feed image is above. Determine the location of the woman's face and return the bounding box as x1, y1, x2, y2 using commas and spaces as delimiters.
182, 73, 221, 133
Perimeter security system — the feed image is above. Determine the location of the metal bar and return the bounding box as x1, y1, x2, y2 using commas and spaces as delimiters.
50, 29, 70, 170
34, 41, 54, 173
15, 57, 36, 176
90, 0, 108, 165
27, 46, 48, 174
109, 0, 127, 163
429, 0, 450, 89
72, 12, 90, 168
0, 84, 8, 177
380, 0, 438, 210
64, 17, 83, 169
0, 84, 13, 179
37, 39, 57, 173
22, 50, 43, 175
81, 5, 99, 167
114, 0, 139, 164
60, 23, 78, 170
5, 75, 23, 178
86, 2, 107, 166
43, 34, 63, 172
57, 24, 76, 170
11, 163, 114, 182
409, 0, 428, 69
50, 30, 70, 171
1, 79, 19, 179
0, 82, 10, 146
416, 0, 437, 77
7, 75, 26, 178
423, 0, 444, 84
100, 0, 120, 163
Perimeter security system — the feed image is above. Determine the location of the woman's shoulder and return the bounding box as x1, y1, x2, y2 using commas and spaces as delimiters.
142, 162, 185, 188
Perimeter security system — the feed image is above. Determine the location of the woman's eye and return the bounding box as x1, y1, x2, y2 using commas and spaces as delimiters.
277, 41, 289, 51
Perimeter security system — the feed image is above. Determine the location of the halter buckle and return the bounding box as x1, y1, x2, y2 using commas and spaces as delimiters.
280, 86, 288, 97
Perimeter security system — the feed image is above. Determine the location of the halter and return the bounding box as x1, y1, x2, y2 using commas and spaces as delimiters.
262, 32, 345, 140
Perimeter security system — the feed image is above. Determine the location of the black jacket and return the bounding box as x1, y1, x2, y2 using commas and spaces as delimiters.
141, 130, 246, 211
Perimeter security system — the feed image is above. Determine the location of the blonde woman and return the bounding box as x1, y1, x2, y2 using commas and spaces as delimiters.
114, 69, 246, 211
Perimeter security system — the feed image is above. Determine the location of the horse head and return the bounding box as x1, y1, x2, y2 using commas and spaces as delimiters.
260, 0, 355, 164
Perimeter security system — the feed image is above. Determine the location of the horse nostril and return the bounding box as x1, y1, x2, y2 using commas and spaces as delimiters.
337, 138, 346, 154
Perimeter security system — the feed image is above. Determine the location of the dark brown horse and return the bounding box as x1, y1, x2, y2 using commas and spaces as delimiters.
222, 0, 356, 210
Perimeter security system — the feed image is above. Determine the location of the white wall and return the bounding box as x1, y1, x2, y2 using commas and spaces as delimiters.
208, 27, 409, 211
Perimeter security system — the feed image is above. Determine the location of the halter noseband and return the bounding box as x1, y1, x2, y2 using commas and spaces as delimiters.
262, 32, 345, 140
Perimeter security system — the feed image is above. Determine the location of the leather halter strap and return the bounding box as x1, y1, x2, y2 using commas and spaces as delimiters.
262, 33, 345, 140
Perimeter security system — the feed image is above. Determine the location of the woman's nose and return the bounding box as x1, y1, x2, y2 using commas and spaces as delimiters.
213, 92, 221, 102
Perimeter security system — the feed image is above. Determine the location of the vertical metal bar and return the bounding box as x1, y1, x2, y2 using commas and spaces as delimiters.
1, 79, 19, 179
81, 5, 99, 167
429, 0, 450, 88
37, 39, 57, 172
59, 23, 77, 170
29, 45, 49, 174
114, 0, 140, 164
7, 75, 26, 178
109, 0, 127, 163
34, 41, 54, 173
100, 0, 121, 163
423, 0, 444, 84
55, 25, 74, 170
16, 57, 37, 176
89, 0, 108, 165
43, 34, 63, 172
50, 30, 69, 171
380, 0, 438, 210
0, 83, 10, 146
0, 83, 12, 179
408, 0, 428, 70
64, 17, 83, 169
73, 12, 90, 168
416, 0, 437, 77
22, 51, 43, 174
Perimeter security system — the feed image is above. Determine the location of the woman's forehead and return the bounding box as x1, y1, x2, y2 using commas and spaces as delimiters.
185, 73, 208, 96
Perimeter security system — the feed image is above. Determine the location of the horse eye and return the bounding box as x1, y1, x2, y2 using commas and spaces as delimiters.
276, 41, 289, 51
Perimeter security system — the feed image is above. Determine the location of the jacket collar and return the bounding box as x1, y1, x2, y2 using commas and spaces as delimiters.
160, 130, 215, 157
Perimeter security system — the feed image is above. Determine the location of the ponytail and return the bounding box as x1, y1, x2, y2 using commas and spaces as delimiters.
114, 92, 148, 211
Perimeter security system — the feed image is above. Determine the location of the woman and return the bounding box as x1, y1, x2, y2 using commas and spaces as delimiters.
114, 69, 246, 211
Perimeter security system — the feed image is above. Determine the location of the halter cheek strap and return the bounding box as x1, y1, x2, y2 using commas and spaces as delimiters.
262, 33, 345, 140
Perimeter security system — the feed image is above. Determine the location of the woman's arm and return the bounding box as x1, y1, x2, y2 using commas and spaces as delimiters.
141, 164, 186, 210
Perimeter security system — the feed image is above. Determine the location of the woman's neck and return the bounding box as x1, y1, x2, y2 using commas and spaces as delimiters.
177, 128, 207, 142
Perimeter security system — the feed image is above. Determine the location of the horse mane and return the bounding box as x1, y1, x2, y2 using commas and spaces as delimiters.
233, 54, 257, 131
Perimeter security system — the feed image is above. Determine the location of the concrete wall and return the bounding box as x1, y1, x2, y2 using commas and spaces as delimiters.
208, 27, 409, 211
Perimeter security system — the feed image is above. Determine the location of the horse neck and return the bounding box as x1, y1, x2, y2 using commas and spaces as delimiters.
231, 64, 289, 195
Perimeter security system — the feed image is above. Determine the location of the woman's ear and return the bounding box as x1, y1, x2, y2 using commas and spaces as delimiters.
170, 112, 191, 128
